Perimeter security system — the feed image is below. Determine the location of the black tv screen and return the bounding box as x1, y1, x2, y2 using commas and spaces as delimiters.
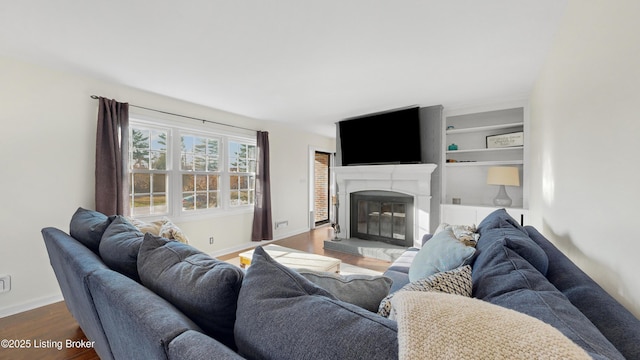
339, 107, 422, 166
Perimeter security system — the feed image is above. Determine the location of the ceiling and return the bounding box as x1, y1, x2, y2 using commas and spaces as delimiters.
0, 1, 567, 137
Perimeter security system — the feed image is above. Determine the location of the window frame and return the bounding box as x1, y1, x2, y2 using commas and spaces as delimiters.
128, 115, 257, 221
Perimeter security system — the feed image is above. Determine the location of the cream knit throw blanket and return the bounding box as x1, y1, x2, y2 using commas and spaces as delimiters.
390, 292, 591, 360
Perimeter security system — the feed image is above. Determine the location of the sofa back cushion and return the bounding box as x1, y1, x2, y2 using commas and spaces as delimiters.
69, 207, 115, 253
476, 209, 549, 276
99, 216, 144, 282
137, 234, 244, 349
235, 246, 398, 360
473, 236, 624, 359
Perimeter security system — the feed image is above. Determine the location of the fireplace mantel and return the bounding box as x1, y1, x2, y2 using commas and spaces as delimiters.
333, 164, 437, 247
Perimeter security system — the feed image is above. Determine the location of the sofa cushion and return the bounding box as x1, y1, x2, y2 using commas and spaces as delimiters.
235, 246, 398, 360
477, 208, 527, 236
408, 228, 475, 282
378, 265, 472, 317
137, 234, 243, 349
472, 237, 625, 359
298, 270, 392, 312
475, 209, 549, 275
391, 291, 591, 360
69, 207, 115, 253
99, 216, 144, 282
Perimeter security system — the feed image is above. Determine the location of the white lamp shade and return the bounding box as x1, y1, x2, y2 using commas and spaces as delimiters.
487, 167, 520, 186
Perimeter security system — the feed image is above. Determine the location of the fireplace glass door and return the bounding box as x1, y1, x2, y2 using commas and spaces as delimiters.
351, 191, 413, 247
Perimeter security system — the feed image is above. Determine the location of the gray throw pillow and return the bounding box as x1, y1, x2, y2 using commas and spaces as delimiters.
298, 270, 392, 312
235, 246, 398, 360
69, 207, 115, 253
99, 216, 144, 282
408, 228, 475, 282
137, 234, 243, 350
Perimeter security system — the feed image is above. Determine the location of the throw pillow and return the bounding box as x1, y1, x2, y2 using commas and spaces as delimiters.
235, 246, 398, 360
378, 265, 472, 317
99, 216, 144, 282
127, 217, 190, 244
408, 228, 475, 282
137, 234, 243, 349
434, 223, 479, 247
391, 291, 591, 360
69, 207, 115, 253
298, 270, 392, 312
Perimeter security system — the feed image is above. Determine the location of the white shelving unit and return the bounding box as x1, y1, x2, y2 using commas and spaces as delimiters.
441, 101, 529, 225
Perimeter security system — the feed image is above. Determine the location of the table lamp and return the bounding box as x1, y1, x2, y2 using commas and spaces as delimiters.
487, 167, 520, 207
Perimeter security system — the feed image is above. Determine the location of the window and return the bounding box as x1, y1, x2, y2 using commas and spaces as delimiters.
228, 141, 256, 206
128, 120, 256, 218
129, 127, 169, 216
181, 134, 220, 211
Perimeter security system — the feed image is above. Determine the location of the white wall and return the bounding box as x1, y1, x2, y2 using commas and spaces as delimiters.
0, 56, 334, 316
530, 0, 640, 317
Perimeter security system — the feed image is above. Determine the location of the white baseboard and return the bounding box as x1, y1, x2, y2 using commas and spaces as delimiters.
0, 293, 63, 319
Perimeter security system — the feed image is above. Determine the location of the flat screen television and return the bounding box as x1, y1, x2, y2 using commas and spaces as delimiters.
338, 106, 422, 166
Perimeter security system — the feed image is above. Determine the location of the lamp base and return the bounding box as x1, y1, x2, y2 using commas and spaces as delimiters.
493, 185, 513, 207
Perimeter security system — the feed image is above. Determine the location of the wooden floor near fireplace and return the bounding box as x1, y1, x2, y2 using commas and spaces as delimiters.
0, 226, 391, 360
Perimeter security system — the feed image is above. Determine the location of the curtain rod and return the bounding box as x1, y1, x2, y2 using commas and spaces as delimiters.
90, 95, 257, 133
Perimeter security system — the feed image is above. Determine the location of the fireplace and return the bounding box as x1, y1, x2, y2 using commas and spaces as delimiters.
351, 191, 413, 247
333, 164, 437, 248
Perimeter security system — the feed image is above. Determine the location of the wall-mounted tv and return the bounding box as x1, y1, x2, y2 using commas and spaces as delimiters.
338, 106, 422, 166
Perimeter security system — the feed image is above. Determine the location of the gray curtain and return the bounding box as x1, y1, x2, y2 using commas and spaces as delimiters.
95, 97, 129, 215
251, 131, 273, 241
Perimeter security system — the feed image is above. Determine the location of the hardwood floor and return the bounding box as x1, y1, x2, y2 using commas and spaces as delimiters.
0, 226, 390, 360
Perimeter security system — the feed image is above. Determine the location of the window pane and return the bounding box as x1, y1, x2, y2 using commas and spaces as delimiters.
208, 192, 218, 208
208, 175, 219, 190
150, 150, 166, 170
132, 195, 151, 216
183, 174, 194, 192
195, 193, 208, 209
230, 175, 239, 190
150, 130, 167, 151
152, 174, 166, 193
152, 194, 168, 214
133, 173, 150, 193
194, 156, 206, 171
182, 193, 194, 210
195, 175, 207, 191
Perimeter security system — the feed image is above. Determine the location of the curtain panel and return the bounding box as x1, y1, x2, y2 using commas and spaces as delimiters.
95, 97, 129, 215
251, 131, 273, 241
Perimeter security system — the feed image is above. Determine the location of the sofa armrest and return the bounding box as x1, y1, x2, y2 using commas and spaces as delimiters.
87, 269, 203, 360
168, 330, 245, 360
525, 226, 640, 360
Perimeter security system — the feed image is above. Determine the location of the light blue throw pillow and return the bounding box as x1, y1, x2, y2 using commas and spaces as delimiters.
408, 228, 476, 282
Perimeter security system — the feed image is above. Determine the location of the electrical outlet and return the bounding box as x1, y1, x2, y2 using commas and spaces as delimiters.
209, 237, 214, 245
0, 274, 11, 293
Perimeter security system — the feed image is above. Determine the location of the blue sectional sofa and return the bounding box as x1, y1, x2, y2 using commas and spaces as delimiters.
42, 207, 640, 359
383, 209, 640, 360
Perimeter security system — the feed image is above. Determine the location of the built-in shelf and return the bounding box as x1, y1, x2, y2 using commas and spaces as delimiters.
446, 122, 524, 135
446, 146, 524, 154
441, 104, 528, 217
446, 160, 524, 167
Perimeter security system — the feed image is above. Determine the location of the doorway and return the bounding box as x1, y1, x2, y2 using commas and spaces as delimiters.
313, 151, 331, 227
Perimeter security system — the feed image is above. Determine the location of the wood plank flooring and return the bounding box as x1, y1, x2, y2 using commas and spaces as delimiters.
0, 226, 390, 360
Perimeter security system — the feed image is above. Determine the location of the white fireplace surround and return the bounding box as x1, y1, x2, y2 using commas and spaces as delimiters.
333, 164, 437, 248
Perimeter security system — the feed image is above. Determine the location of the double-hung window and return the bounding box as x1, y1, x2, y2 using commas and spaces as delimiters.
229, 141, 256, 206
180, 134, 221, 211
129, 126, 169, 216
128, 119, 256, 218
